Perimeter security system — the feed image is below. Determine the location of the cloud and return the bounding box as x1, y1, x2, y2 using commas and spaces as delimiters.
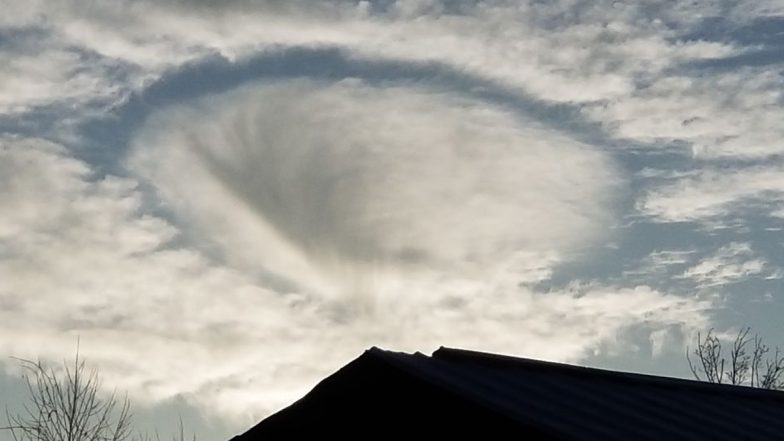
0, 85, 711, 423
623, 249, 696, 282
682, 242, 778, 288
637, 165, 784, 223
130, 78, 621, 294
0, 0, 738, 122
0, 38, 128, 115
0, 135, 314, 415
586, 71, 784, 158
2, 0, 763, 427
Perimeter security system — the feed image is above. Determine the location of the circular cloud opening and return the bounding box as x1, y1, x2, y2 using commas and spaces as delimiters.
131, 79, 619, 297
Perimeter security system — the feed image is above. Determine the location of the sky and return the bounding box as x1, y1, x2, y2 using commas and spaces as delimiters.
1, 0, 784, 438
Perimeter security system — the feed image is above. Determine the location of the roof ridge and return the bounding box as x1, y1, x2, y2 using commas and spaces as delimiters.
363, 347, 570, 438
431, 346, 784, 401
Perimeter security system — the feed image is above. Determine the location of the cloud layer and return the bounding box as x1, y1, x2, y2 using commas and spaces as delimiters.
131, 79, 619, 295
5, 0, 784, 430
0, 81, 709, 422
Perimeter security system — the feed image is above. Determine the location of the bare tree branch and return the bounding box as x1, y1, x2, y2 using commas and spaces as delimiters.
1, 350, 134, 441
688, 327, 784, 391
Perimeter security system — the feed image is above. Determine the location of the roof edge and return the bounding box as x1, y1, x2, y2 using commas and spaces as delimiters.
432, 346, 784, 400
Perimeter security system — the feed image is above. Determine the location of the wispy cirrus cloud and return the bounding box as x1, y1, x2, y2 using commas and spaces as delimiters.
0, 37, 128, 115
0, 0, 740, 123
682, 242, 780, 288
587, 70, 784, 158
637, 166, 784, 224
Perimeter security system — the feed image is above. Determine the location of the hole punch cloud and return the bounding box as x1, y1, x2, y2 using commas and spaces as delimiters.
131, 79, 621, 299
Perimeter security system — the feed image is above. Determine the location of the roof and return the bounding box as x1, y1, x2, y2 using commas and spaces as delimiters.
233, 346, 784, 440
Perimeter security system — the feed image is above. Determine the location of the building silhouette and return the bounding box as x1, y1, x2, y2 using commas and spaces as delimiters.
232, 346, 784, 439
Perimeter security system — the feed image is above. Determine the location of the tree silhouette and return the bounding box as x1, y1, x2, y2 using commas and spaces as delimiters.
1, 349, 195, 441
688, 327, 784, 390
1, 350, 132, 441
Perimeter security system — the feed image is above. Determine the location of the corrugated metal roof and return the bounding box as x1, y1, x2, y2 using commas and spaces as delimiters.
234, 346, 784, 440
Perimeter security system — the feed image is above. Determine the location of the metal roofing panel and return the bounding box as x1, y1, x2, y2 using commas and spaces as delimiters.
235, 346, 784, 440
371, 346, 784, 441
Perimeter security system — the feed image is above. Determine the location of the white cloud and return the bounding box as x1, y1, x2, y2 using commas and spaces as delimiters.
638, 166, 784, 223
586, 71, 784, 158
2, 0, 769, 427
0, 43, 128, 115
649, 327, 673, 358
624, 249, 696, 280
0, 135, 317, 416
682, 242, 777, 287
0, 93, 711, 423
130, 79, 621, 294
0, 0, 738, 121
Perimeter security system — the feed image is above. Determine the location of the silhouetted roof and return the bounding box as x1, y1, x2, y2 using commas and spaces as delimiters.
233, 346, 784, 440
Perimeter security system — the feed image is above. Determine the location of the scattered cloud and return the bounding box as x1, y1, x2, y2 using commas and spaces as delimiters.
624, 249, 696, 281
0, 41, 128, 115
586, 70, 784, 158
682, 242, 779, 288
0, 0, 741, 121
637, 166, 784, 223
